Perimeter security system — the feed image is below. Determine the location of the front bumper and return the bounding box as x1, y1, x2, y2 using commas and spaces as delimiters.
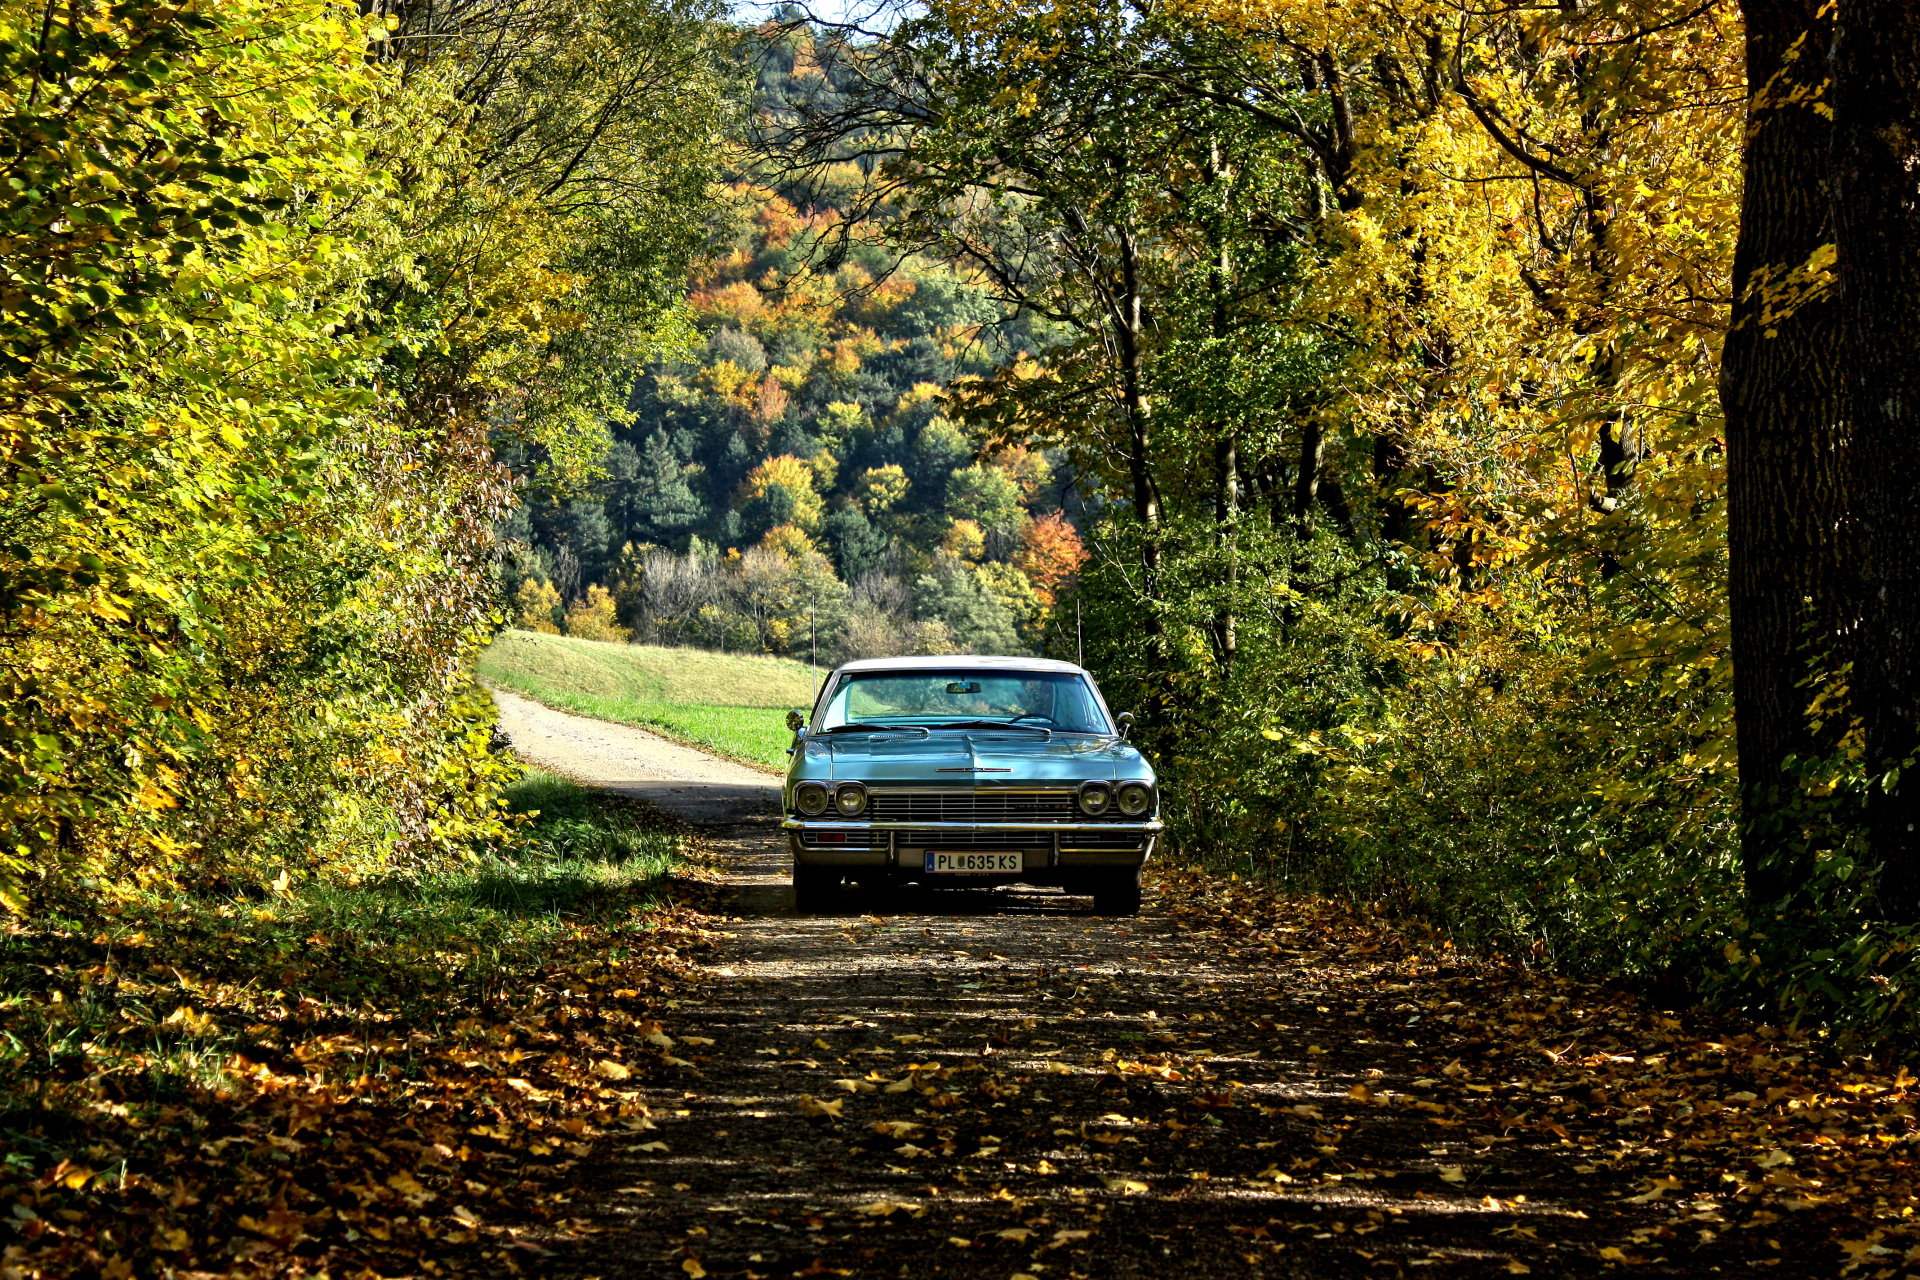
782, 816, 1160, 872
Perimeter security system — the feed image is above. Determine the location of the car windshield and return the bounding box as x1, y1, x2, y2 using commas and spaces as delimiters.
817, 670, 1112, 735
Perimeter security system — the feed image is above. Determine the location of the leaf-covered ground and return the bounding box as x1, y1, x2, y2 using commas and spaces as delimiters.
0, 777, 722, 1279
531, 829, 1918, 1280
5, 784, 1915, 1278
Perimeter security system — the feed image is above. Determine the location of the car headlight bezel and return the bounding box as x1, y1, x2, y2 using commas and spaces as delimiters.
1077, 780, 1113, 816
794, 781, 831, 816
833, 782, 868, 818
1116, 781, 1154, 816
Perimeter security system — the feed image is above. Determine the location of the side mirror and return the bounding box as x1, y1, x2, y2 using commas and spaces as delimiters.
786, 709, 806, 733
1115, 711, 1134, 739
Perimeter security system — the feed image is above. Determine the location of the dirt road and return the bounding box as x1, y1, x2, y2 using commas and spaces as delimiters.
492, 692, 1858, 1280
492, 687, 781, 825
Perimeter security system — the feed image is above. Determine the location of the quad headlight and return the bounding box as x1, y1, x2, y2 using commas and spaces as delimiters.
833, 782, 868, 817
1116, 781, 1155, 816
1077, 780, 1113, 816
794, 781, 831, 816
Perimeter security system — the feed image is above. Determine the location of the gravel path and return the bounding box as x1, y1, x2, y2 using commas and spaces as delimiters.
492, 687, 781, 826
490, 690, 1743, 1280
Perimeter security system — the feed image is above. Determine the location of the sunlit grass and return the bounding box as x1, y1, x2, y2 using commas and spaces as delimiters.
479, 629, 820, 768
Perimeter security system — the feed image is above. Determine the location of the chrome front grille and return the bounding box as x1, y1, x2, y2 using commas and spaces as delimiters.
897, 828, 1054, 849
866, 789, 1078, 823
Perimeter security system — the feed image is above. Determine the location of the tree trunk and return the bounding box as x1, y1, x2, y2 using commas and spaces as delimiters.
1207, 134, 1238, 673
1588, 412, 1635, 581
1723, 0, 1848, 913
1834, 0, 1920, 922
1293, 419, 1323, 541
1114, 235, 1158, 535
1214, 432, 1239, 667
1371, 433, 1412, 547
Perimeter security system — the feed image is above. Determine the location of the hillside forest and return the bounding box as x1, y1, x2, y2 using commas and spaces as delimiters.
501, 37, 1092, 662
8, 0, 1920, 1067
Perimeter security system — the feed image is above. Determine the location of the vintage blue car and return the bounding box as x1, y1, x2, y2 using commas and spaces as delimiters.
781, 656, 1158, 915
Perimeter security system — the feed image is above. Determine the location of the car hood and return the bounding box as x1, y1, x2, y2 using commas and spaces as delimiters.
805, 732, 1148, 784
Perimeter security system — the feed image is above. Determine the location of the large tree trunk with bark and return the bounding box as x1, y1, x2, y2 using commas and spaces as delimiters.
1723, 0, 1849, 913
1834, 0, 1920, 922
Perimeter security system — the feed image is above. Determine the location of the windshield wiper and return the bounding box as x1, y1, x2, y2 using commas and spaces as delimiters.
823, 722, 932, 736
940, 719, 1053, 737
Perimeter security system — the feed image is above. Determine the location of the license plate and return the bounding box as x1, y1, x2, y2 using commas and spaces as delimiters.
926, 850, 1023, 875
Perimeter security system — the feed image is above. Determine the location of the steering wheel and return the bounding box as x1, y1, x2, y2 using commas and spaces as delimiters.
1006, 713, 1054, 726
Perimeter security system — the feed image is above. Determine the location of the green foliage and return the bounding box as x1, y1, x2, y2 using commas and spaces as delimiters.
805, 0, 1760, 1011
913, 557, 1022, 655
0, 0, 725, 908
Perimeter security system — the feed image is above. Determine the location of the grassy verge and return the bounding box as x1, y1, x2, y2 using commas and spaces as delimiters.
478, 629, 819, 768
0, 769, 710, 1279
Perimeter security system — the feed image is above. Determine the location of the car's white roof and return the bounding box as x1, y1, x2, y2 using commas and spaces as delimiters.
830, 654, 1090, 676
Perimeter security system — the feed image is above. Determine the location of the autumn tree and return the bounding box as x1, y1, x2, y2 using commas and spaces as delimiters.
1014, 512, 1089, 610
0, 0, 727, 904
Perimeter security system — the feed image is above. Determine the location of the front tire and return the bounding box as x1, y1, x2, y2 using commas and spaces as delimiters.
793, 864, 839, 914
1091, 868, 1143, 916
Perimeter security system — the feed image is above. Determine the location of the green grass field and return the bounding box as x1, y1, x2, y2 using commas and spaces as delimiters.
478, 630, 823, 769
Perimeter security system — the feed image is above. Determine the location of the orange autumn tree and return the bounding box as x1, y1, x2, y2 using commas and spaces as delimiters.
1015, 512, 1088, 611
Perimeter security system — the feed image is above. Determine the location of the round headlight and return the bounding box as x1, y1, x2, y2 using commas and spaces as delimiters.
1116, 781, 1154, 816
834, 783, 867, 817
795, 781, 830, 816
1077, 781, 1113, 816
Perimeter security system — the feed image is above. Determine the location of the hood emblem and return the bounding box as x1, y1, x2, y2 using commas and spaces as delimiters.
937, 766, 1012, 772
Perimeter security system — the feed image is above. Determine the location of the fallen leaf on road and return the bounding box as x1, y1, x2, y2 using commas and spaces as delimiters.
853, 1199, 919, 1217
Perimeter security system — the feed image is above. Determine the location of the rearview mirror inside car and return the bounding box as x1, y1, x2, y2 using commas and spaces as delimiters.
946, 680, 981, 694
